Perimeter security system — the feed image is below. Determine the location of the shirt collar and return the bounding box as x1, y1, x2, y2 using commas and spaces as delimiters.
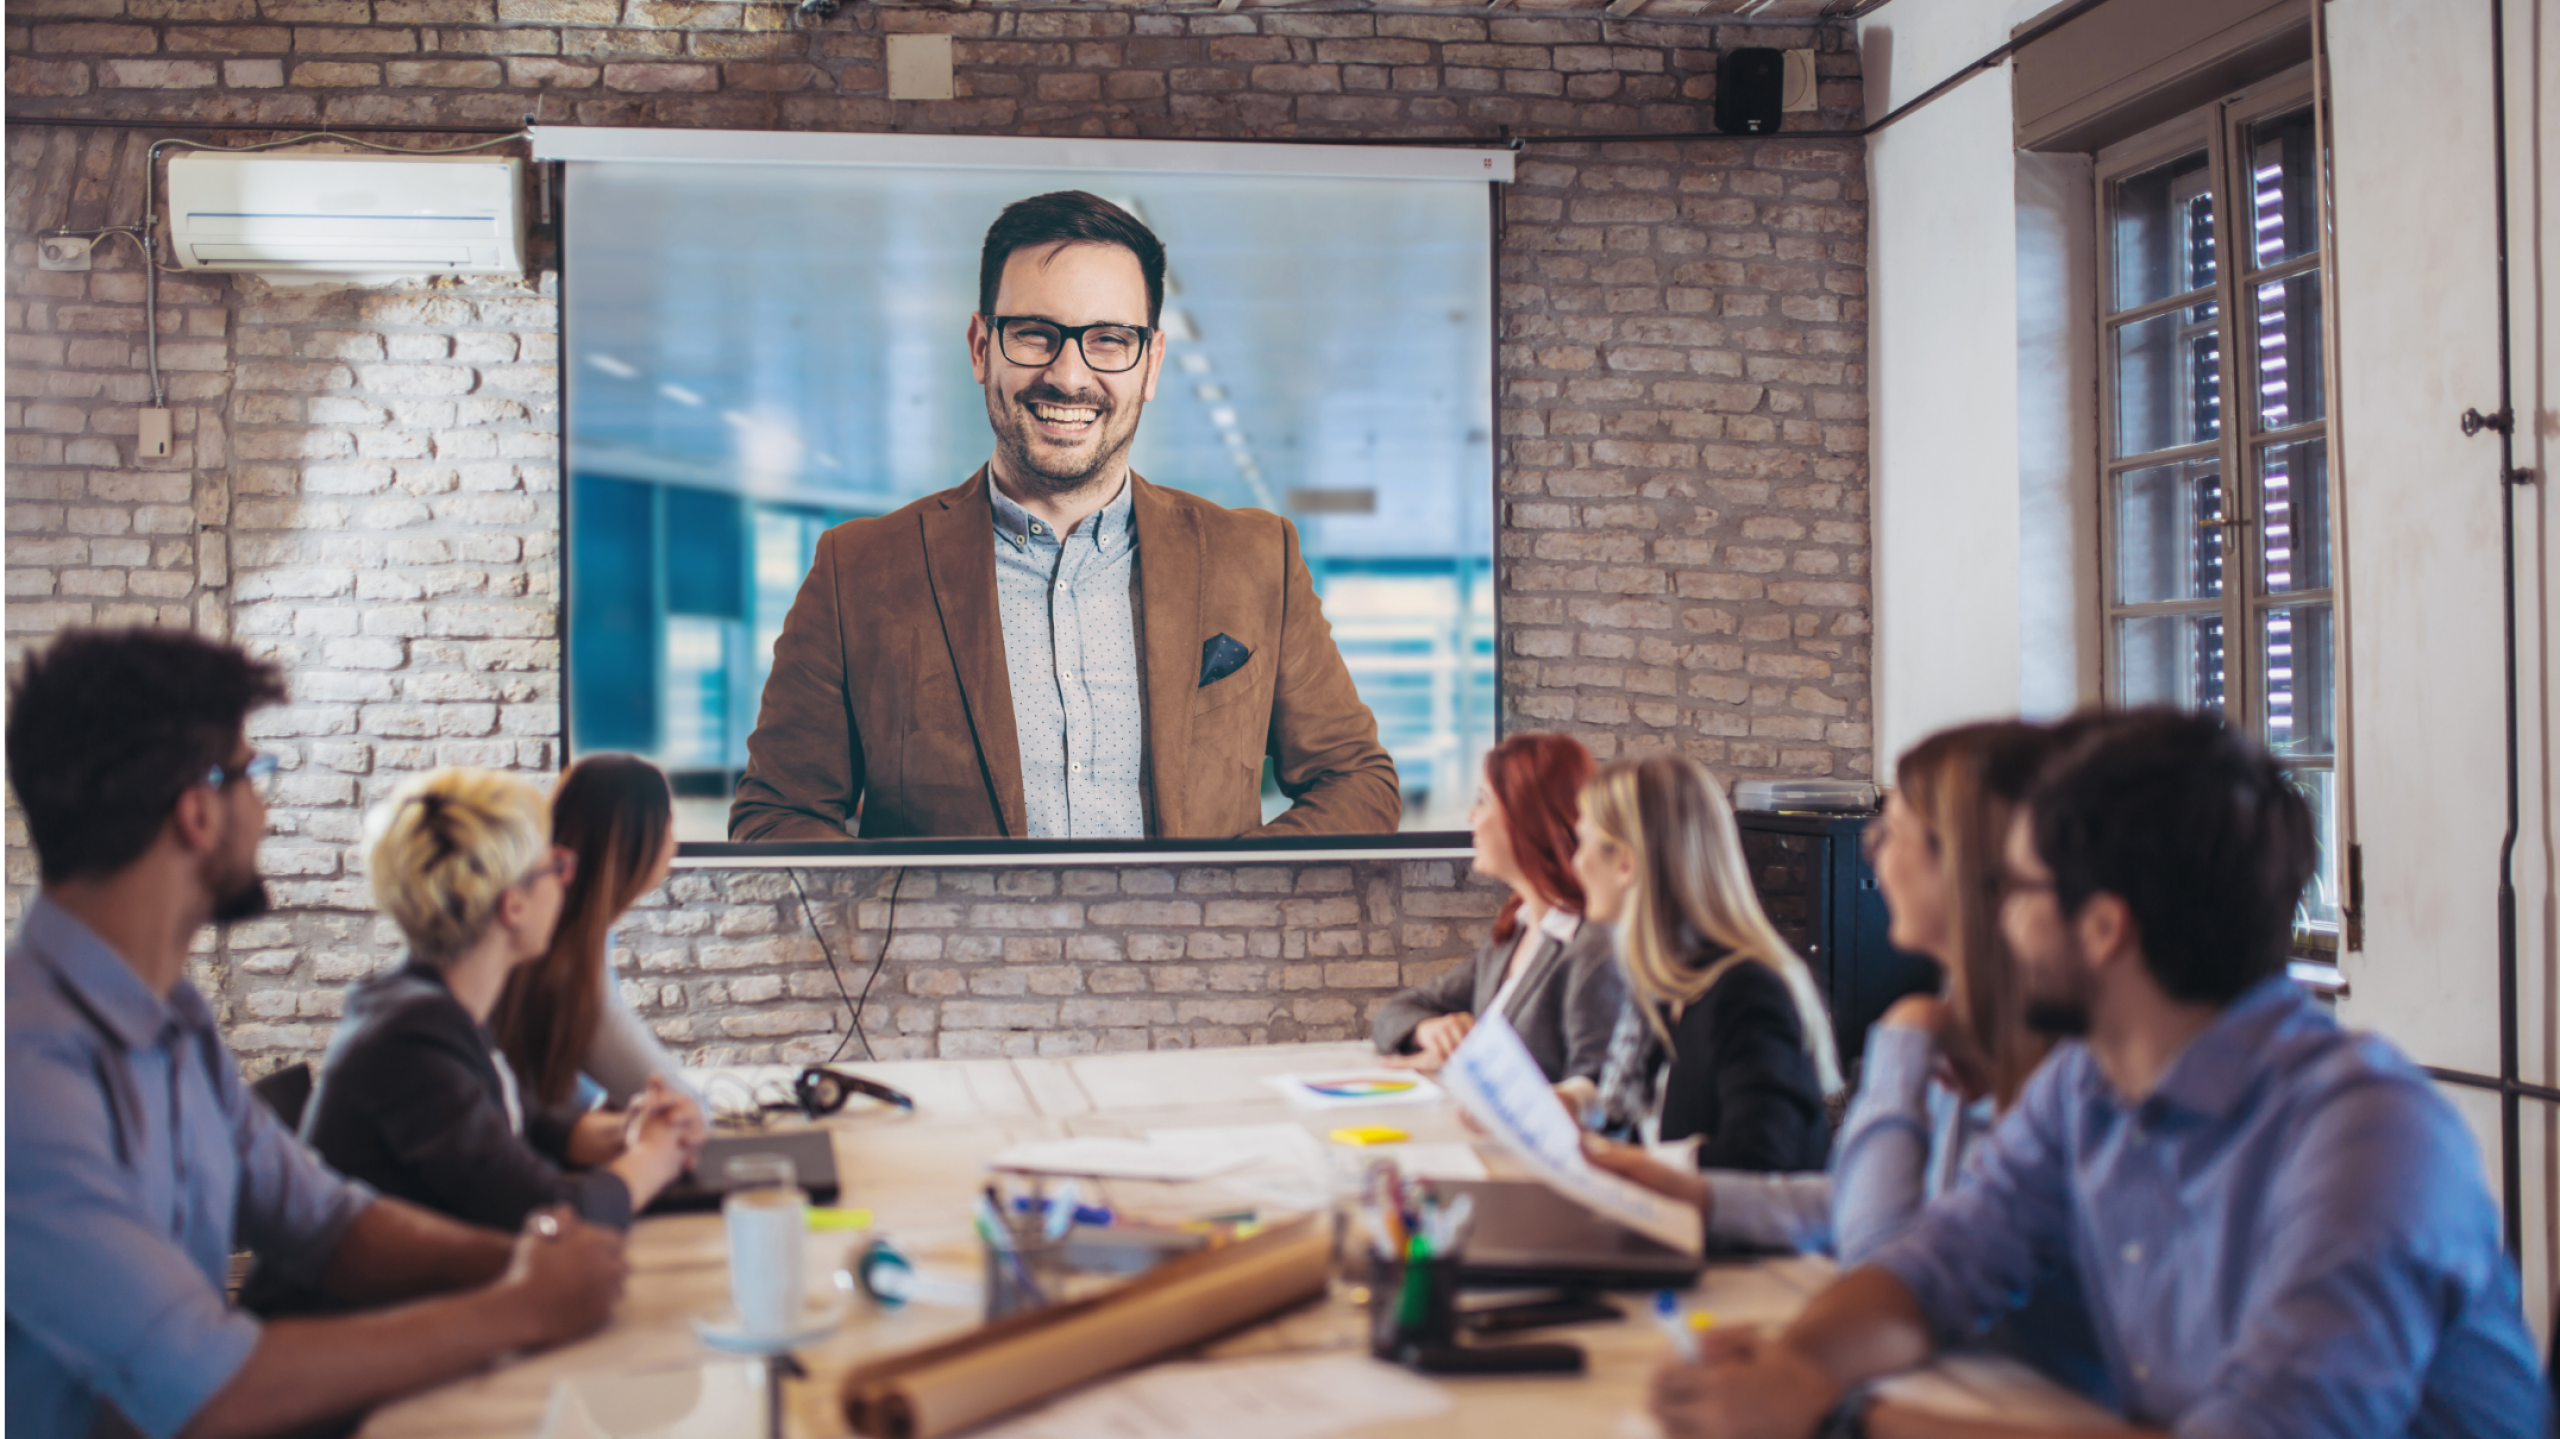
1535, 907, 1583, 943
2139, 974, 2308, 1122
990, 473, 1134, 553
18, 893, 209, 1050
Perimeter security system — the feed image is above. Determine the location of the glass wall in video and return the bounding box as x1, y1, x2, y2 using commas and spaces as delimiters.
559, 136, 1500, 843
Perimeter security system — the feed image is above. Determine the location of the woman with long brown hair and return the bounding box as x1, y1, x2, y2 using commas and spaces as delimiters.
1591, 723, 2057, 1237
491, 754, 703, 1136
1371, 733, 1624, 1082
1589, 721, 2109, 1396
1564, 753, 1841, 1173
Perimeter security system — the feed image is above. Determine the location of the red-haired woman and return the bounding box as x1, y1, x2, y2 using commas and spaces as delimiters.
1372, 733, 1625, 1083
491, 754, 704, 1147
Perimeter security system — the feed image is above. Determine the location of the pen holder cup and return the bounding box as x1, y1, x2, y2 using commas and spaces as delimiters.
1367, 1253, 1462, 1360
982, 1233, 1074, 1323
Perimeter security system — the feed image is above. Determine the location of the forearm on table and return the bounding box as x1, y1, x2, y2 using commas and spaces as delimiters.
1779, 1265, 1939, 1388
320, 1198, 511, 1303
181, 1284, 536, 1439
1869, 1406, 2163, 1439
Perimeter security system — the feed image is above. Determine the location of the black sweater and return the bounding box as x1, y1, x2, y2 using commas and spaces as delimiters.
299, 961, 632, 1232
1655, 959, 1830, 1172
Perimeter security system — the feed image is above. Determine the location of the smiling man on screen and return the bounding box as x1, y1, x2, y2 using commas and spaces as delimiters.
732, 190, 1398, 842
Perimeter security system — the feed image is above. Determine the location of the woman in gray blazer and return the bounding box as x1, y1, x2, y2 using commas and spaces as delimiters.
1373, 733, 1625, 1082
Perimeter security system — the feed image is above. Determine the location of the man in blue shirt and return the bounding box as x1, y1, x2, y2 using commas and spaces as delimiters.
7, 628, 630, 1439
1651, 709, 2548, 1439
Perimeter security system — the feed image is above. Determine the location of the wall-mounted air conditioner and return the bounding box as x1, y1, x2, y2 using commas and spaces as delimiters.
166, 152, 525, 275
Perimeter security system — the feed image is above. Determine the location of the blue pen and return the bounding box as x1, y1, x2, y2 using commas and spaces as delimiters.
1653, 1290, 1708, 1363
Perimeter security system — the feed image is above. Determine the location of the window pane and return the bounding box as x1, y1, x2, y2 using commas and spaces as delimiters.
2262, 601, 2334, 758
2257, 437, 2330, 593
2251, 270, 2324, 429
2114, 309, 2222, 457
2286, 766, 2340, 927
2110, 149, 2216, 313
2243, 107, 2318, 272
2117, 612, 2227, 712
2115, 460, 2225, 604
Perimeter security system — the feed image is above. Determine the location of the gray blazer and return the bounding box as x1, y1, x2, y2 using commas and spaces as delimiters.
1372, 911, 1624, 1083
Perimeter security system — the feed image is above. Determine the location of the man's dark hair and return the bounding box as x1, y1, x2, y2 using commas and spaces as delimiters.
2026, 707, 2316, 1006
977, 191, 1167, 327
6, 628, 287, 884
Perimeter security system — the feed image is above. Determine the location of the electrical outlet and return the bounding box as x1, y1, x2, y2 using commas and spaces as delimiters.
138, 407, 172, 460
1782, 50, 1820, 112
37, 235, 95, 272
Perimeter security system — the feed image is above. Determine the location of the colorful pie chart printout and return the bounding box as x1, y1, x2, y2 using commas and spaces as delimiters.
1266, 1071, 1442, 1111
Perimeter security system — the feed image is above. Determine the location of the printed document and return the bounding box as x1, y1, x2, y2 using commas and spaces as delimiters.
1439, 1013, 1703, 1256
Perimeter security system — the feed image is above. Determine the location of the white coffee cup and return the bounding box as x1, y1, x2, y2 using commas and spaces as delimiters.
722, 1155, 807, 1338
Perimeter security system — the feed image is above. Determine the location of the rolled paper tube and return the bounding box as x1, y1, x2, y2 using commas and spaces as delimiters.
839, 1215, 1328, 1439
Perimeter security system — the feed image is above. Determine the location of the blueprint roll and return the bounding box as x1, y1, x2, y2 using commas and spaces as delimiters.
839, 1216, 1328, 1439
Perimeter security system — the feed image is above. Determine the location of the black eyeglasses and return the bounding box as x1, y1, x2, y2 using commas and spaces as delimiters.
204, 752, 280, 799
987, 316, 1154, 374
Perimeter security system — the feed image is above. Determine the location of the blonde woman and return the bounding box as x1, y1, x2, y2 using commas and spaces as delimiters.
1562, 755, 1841, 1173
296, 769, 697, 1238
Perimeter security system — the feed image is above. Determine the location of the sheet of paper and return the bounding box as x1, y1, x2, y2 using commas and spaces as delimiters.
1439, 1013, 1704, 1256
989, 1136, 1257, 1183
1144, 1122, 1331, 1213
540, 1361, 764, 1439
970, 1352, 1451, 1439
1261, 1070, 1441, 1111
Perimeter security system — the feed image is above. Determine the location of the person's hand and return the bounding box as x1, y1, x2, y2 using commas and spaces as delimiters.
1407, 1012, 1474, 1070
625, 1076, 707, 1165
1584, 1134, 1710, 1212
500, 1207, 627, 1348
566, 1109, 628, 1168
609, 1089, 696, 1209
1651, 1328, 1841, 1439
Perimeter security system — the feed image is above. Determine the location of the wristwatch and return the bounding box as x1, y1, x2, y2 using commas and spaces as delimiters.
1812, 1388, 1875, 1439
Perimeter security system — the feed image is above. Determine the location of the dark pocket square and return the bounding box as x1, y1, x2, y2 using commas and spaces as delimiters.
1198, 633, 1252, 687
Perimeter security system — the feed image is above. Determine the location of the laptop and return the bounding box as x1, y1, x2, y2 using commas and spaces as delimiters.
1446, 1179, 1704, 1290
644, 1129, 841, 1215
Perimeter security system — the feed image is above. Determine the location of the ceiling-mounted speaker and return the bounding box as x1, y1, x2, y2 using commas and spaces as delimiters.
1716, 47, 1786, 135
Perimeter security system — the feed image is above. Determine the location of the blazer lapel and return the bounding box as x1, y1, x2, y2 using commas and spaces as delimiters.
1132, 474, 1202, 836
919, 469, 1025, 837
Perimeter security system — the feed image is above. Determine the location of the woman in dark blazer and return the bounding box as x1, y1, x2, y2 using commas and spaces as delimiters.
1373, 734, 1624, 1083
301, 769, 696, 1234
1564, 754, 1842, 1173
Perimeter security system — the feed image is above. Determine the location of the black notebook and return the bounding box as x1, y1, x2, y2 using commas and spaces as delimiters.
643, 1129, 842, 1214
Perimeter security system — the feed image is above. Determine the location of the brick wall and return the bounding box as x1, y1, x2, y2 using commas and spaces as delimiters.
4, 2, 1866, 1073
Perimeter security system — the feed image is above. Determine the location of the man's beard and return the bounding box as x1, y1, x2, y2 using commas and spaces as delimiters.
207, 847, 271, 925
990, 381, 1139, 493
2022, 949, 2096, 1037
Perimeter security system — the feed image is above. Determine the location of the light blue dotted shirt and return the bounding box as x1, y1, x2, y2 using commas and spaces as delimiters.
990, 477, 1148, 838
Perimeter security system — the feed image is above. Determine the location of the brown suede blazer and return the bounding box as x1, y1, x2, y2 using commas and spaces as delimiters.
729, 470, 1401, 841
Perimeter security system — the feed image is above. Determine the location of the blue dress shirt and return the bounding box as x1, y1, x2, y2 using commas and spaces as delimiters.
1866, 977, 2548, 1438
990, 476, 1147, 838
6, 897, 373, 1439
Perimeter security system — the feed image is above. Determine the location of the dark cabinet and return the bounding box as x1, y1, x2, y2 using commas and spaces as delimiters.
1737, 810, 1941, 1081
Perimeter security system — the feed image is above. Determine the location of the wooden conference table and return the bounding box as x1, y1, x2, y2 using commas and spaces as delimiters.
362, 1042, 2110, 1438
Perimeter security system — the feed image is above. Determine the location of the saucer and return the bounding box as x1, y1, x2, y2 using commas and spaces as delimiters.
692, 1273, 855, 1355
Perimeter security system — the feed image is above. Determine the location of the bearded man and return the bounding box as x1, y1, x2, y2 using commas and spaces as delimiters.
733, 190, 1397, 841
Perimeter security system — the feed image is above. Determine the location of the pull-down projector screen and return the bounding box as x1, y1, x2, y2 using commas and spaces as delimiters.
538, 128, 1508, 860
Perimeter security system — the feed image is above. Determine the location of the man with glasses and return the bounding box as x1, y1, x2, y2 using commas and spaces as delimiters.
1645, 709, 2546, 1439
733, 190, 1399, 842
7, 627, 629, 1439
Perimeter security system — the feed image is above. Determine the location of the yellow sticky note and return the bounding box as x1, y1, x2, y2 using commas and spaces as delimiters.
806, 1206, 874, 1232
1329, 1125, 1410, 1146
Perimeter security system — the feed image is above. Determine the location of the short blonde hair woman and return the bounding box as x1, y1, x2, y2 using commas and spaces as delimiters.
1564, 754, 1840, 1174
277, 769, 695, 1300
